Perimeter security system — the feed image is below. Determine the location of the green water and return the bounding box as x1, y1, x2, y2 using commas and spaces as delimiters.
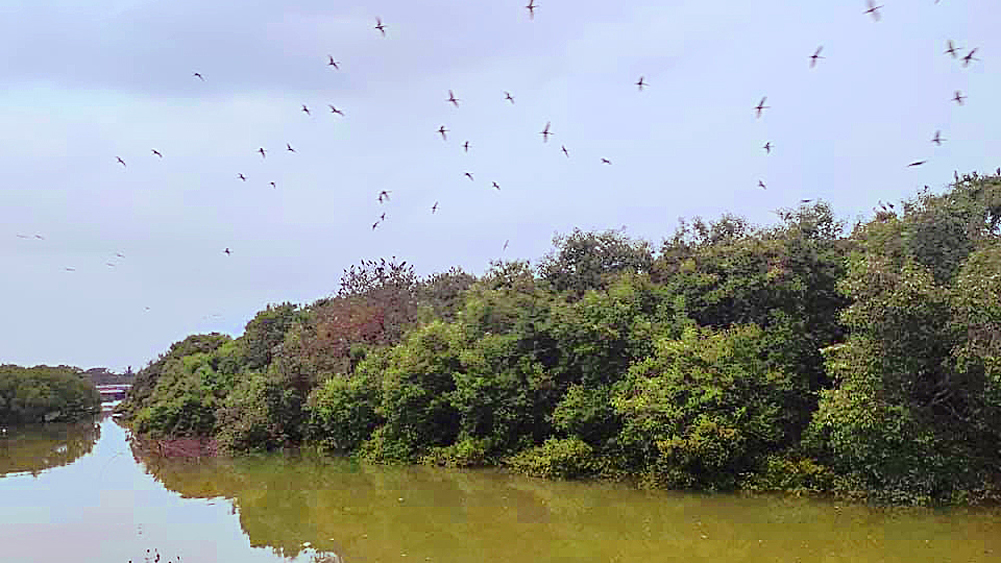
0, 415, 998, 563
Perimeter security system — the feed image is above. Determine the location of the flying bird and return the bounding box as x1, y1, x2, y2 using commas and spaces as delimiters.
864, 0, 882, 21
525, 0, 536, 19
378, 190, 391, 203
464, 172, 475, 181
151, 149, 163, 158
375, 17, 386, 36
302, 104, 311, 116
758, 180, 767, 190
431, 201, 438, 214
116, 252, 125, 258
106, 262, 116, 268
447, 90, 460, 107
224, 248, 231, 256
287, 143, 295, 152
463, 141, 470, 153
15, 234, 29, 239
437, 125, 449, 140
270, 181, 277, 189
800, 199, 813, 204
504, 91, 515, 104
238, 173, 246, 181
258, 148, 267, 159
193, 72, 204, 81
116, 156, 126, 167
945, 40, 960, 58
931, 131, 946, 145
962, 48, 979, 67
561, 145, 569, 158
763, 142, 772, 154
908, 160, 928, 167
492, 181, 501, 190
809, 46, 825, 68
64, 267, 76, 272
379, 212, 386, 221
503, 240, 509, 252
372, 221, 380, 230
754, 97, 770, 118
601, 158, 612, 165
327, 55, 340, 69
540, 121, 553, 142
34, 234, 44, 240
635, 76, 647, 91
328, 105, 344, 116
953, 90, 966, 105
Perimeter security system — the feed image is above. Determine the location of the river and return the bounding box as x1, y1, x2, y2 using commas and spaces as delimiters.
0, 414, 998, 563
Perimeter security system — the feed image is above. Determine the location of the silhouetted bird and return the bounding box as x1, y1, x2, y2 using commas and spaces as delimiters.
287, 143, 295, 152
962, 48, 979, 67
562, 145, 569, 158
378, 190, 391, 203
601, 158, 612, 165
193, 72, 204, 81
372, 221, 380, 230
438, 125, 449, 140
375, 17, 386, 36
431, 201, 438, 214
801, 199, 813, 203
238, 173, 247, 181
151, 149, 163, 158
328, 105, 344, 116
525, 0, 536, 19
16, 234, 29, 239
503, 240, 509, 251
865, 0, 883, 21
492, 181, 501, 190
302, 104, 311, 116
116, 156, 126, 167
328, 55, 340, 69
945, 40, 960, 58
754, 97, 770, 118
932, 131, 946, 145
763, 142, 772, 154
34, 234, 44, 240
270, 181, 277, 189
504, 91, 515, 104
258, 147, 267, 158
379, 212, 386, 221
758, 180, 767, 190
463, 141, 470, 153
540, 121, 553, 142
64, 267, 76, 272
908, 160, 927, 167
636, 76, 647, 91
953, 90, 966, 105
224, 248, 231, 255
447, 90, 460, 107
809, 46, 825, 68
464, 172, 474, 181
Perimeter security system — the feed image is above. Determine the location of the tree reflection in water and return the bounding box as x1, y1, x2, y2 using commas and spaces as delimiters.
0, 417, 101, 478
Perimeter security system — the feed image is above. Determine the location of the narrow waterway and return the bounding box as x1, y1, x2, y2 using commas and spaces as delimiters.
0, 414, 998, 563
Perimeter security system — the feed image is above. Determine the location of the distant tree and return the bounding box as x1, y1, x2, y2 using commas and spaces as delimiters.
538, 228, 654, 297
0, 365, 101, 425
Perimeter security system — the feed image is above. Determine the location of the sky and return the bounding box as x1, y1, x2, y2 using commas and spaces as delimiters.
1, 0, 998, 372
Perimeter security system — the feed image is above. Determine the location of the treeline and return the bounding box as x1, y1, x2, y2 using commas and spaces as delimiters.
0, 365, 102, 425
117, 172, 1001, 504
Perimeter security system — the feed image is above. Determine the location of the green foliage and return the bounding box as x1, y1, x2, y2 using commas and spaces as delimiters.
740, 455, 841, 494
505, 437, 598, 480
538, 228, 654, 297
306, 374, 382, 453
0, 365, 101, 425
237, 303, 307, 371
613, 325, 800, 490
131, 351, 231, 437
421, 436, 493, 468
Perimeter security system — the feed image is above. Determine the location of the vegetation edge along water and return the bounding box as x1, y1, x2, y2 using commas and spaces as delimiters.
0, 365, 102, 425
114, 173, 1001, 506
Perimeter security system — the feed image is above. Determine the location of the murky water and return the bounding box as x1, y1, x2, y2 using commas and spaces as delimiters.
1, 414, 998, 563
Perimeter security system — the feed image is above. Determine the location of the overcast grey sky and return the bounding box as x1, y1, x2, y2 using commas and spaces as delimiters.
2, 0, 997, 372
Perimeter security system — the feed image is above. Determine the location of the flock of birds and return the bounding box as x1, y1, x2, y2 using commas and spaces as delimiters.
10, 1, 988, 281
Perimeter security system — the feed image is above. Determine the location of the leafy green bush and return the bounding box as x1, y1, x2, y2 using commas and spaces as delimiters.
421, 436, 493, 468
306, 374, 382, 453
0, 365, 101, 425
505, 437, 598, 480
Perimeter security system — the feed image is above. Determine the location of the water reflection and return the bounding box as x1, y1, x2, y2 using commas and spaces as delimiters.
0, 417, 100, 478
137, 446, 1001, 563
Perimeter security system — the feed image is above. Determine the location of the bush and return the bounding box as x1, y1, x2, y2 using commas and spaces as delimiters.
421, 436, 493, 468
306, 374, 382, 453
505, 437, 598, 480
